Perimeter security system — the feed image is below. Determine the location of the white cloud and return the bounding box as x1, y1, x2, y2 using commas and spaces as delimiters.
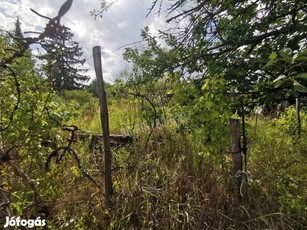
0, 12, 9, 29
0, 0, 170, 83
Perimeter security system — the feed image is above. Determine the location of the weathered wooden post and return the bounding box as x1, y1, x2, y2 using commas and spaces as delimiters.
93, 46, 113, 208
230, 118, 243, 201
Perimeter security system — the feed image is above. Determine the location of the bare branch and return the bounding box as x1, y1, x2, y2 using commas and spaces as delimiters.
30, 8, 52, 20
0, 66, 21, 132
90, 0, 119, 19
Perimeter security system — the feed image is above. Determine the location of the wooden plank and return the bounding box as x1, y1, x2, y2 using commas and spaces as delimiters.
76, 133, 133, 147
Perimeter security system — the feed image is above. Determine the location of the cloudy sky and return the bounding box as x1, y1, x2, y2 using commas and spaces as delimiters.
0, 0, 170, 83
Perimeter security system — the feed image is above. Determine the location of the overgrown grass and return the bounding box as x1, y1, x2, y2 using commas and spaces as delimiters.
39, 98, 307, 229
5, 91, 306, 229
66, 91, 142, 135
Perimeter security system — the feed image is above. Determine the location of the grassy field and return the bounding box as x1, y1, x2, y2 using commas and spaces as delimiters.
40, 94, 307, 229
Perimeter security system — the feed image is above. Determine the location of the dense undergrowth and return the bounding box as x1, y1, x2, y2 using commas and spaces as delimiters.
1, 90, 307, 229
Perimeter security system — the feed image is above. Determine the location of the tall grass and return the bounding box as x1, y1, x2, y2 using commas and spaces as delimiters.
43, 95, 307, 229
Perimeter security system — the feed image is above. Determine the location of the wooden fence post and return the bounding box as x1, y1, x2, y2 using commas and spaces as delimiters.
93, 46, 113, 208
230, 118, 243, 201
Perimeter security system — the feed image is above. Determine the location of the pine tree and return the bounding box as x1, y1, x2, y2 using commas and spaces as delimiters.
12, 18, 35, 76
12, 17, 24, 49
40, 26, 89, 92
14, 17, 23, 38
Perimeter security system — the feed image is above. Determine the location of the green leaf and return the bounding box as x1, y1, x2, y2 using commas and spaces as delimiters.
273, 74, 288, 88
204, 100, 214, 108
269, 52, 277, 60
273, 74, 287, 83
166, 89, 174, 95
264, 59, 276, 68
274, 80, 284, 88
293, 81, 307, 93
297, 73, 307, 81
279, 48, 292, 57
292, 53, 298, 62
201, 81, 210, 90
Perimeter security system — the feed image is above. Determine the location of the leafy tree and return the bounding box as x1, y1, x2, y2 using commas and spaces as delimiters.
40, 25, 89, 92
87, 79, 99, 97
0, 29, 78, 219
122, 28, 182, 125
123, 28, 232, 154
116, 65, 174, 128
121, 0, 307, 150
10, 18, 36, 79
87, 78, 117, 101
146, 0, 307, 107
